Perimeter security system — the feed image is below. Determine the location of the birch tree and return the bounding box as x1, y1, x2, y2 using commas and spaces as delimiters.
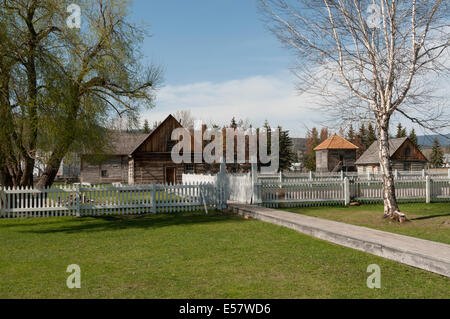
260, 0, 450, 222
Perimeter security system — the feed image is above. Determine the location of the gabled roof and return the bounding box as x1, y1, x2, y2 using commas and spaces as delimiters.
129, 114, 186, 155
355, 137, 408, 165
107, 132, 151, 155
314, 134, 359, 151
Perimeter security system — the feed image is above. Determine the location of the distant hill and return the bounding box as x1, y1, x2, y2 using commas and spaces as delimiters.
417, 134, 450, 148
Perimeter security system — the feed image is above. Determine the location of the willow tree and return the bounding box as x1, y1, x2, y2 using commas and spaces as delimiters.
0, 0, 161, 188
260, 0, 450, 222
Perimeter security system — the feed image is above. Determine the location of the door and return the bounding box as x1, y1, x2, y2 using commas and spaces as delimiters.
165, 167, 176, 184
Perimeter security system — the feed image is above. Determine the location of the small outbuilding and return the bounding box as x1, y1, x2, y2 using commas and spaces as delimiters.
314, 134, 359, 173
355, 137, 428, 173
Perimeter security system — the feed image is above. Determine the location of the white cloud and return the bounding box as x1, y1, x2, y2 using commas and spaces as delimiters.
142, 72, 324, 137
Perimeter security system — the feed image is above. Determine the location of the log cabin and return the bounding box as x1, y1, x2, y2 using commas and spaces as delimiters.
355, 137, 428, 173
80, 115, 249, 185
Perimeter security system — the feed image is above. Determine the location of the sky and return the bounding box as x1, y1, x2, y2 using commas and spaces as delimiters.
130, 0, 325, 137
129, 0, 448, 138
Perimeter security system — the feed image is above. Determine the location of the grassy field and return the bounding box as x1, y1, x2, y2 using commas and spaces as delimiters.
0, 210, 448, 298
282, 203, 450, 245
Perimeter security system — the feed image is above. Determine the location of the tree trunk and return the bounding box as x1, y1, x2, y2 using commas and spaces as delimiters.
377, 118, 407, 223
36, 135, 73, 188
0, 165, 13, 188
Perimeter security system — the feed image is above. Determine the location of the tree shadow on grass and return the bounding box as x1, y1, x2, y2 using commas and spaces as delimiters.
409, 213, 450, 221
17, 211, 244, 234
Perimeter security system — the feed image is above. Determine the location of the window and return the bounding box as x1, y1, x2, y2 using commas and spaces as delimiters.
405, 147, 411, 157
101, 170, 108, 177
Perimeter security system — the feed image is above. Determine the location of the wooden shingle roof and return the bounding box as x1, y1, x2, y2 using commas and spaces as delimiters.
108, 132, 152, 155
355, 137, 407, 165
314, 134, 359, 151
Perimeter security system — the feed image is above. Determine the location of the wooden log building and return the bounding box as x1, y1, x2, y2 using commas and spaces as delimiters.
80, 115, 254, 185
355, 137, 428, 173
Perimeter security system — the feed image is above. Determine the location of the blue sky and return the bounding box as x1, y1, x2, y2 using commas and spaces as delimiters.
128, 1, 445, 137
131, 0, 291, 85
129, 0, 325, 137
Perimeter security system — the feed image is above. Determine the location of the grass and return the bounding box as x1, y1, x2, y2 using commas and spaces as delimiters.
0, 210, 449, 298
282, 203, 450, 244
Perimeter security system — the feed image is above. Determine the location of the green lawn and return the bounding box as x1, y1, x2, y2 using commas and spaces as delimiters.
282, 203, 450, 244
0, 210, 448, 298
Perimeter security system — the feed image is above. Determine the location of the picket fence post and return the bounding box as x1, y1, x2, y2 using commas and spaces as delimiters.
425, 176, 431, 204
75, 184, 81, 217
152, 184, 157, 213
344, 177, 350, 205
251, 161, 257, 204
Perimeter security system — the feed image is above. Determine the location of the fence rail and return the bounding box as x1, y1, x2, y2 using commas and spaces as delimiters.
258, 169, 450, 183
0, 183, 227, 219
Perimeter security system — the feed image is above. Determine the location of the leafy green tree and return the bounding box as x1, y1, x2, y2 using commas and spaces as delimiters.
0, 0, 162, 188
430, 137, 444, 168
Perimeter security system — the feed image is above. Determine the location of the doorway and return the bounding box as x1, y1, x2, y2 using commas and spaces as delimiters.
165, 167, 176, 184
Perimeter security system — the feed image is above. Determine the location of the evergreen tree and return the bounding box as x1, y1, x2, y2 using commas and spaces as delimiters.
230, 117, 238, 129
358, 123, 367, 149
409, 129, 420, 149
347, 124, 355, 142
396, 123, 407, 138
430, 137, 444, 168
142, 119, 151, 134
366, 122, 376, 148
279, 127, 295, 171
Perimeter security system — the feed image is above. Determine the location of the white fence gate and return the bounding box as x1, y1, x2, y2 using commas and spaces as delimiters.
183, 172, 253, 204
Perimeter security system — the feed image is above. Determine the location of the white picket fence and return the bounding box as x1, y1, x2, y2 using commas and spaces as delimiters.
0, 183, 227, 219
258, 169, 450, 183
255, 177, 450, 208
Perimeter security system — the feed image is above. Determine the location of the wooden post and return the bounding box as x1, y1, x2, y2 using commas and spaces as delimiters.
344, 177, 350, 206
341, 171, 344, 180
309, 171, 313, 181
251, 160, 258, 204
75, 184, 81, 217
425, 176, 431, 204
422, 169, 426, 178
448, 169, 450, 179
394, 169, 398, 179
152, 184, 157, 213
279, 171, 283, 188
